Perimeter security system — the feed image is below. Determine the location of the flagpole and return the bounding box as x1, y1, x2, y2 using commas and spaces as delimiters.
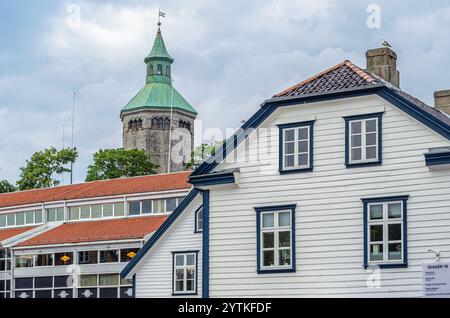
168, 78, 174, 173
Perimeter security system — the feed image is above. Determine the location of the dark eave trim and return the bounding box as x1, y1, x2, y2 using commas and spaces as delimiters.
120, 189, 200, 278
424, 151, 450, 167
189, 171, 236, 187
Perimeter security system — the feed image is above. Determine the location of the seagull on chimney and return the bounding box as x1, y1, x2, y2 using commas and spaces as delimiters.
381, 40, 392, 48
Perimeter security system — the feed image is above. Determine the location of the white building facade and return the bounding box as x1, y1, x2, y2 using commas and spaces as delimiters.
122, 50, 450, 298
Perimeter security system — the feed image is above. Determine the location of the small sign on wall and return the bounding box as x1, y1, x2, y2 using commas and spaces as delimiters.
423, 262, 450, 298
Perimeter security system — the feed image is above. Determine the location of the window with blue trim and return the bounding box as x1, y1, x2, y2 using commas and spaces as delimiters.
278, 121, 314, 174
362, 196, 408, 268
172, 251, 198, 295
345, 113, 382, 167
195, 207, 203, 233
255, 205, 296, 273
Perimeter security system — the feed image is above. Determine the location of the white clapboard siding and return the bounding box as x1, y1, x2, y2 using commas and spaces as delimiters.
209, 94, 450, 297
134, 196, 203, 298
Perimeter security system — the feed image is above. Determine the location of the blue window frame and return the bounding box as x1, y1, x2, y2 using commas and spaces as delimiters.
255, 205, 296, 274
344, 113, 383, 168
172, 251, 199, 296
194, 206, 203, 233
278, 121, 314, 174
362, 196, 408, 269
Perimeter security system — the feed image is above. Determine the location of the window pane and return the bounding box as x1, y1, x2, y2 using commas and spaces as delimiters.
15, 277, 33, 289
366, 119, 377, 132
36, 254, 53, 267
47, 209, 56, 222
278, 212, 291, 227
54, 276, 71, 288
370, 225, 383, 242
99, 250, 119, 263
0, 215, 6, 228
351, 135, 362, 147
366, 146, 377, 160
121, 248, 139, 262
120, 287, 133, 298
55, 253, 73, 266
114, 203, 125, 216
176, 268, 184, 280
16, 212, 25, 226
80, 206, 90, 219
262, 213, 274, 228
388, 243, 402, 260
285, 142, 294, 154
129, 202, 140, 215
55, 289, 73, 299
69, 207, 79, 220
263, 251, 275, 267
25, 211, 34, 224
279, 249, 291, 266
263, 232, 274, 248
284, 129, 295, 142
78, 251, 98, 264
298, 140, 308, 153
186, 268, 195, 280
99, 274, 119, 286
279, 231, 291, 247
366, 133, 377, 146
153, 200, 165, 213
175, 255, 184, 266
351, 148, 362, 161
369, 204, 383, 220
78, 288, 97, 298
298, 154, 308, 166
186, 254, 195, 266
15, 256, 33, 268
284, 155, 295, 168
57, 208, 64, 221
388, 223, 402, 241
80, 275, 97, 287
35, 290, 52, 299
196, 209, 203, 231
388, 203, 402, 219
91, 205, 102, 219
35, 276, 53, 288
103, 204, 113, 217
175, 280, 184, 292
298, 127, 308, 140
35, 210, 43, 223
186, 280, 194, 292
370, 244, 383, 261
142, 200, 152, 214
166, 198, 177, 212
351, 121, 362, 134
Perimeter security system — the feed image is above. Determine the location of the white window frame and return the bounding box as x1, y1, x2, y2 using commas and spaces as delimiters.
173, 252, 197, 295
259, 210, 293, 270
348, 117, 379, 164
281, 126, 311, 171
195, 208, 203, 233
367, 201, 404, 265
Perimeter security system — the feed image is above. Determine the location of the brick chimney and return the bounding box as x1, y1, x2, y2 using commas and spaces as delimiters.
434, 89, 450, 115
366, 47, 400, 87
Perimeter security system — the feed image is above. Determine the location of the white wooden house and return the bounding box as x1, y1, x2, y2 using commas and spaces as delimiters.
122, 47, 450, 298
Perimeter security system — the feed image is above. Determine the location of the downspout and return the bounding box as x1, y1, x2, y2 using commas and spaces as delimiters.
202, 190, 210, 298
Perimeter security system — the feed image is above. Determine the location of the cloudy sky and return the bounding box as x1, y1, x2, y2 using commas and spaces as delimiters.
0, 0, 449, 184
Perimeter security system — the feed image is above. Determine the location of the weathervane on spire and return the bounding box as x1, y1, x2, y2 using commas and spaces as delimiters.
158, 9, 166, 31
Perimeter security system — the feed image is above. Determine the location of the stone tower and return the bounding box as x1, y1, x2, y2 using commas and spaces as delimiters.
121, 23, 197, 174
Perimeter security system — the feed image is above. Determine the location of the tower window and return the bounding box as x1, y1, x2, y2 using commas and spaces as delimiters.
157, 64, 163, 75
166, 66, 171, 76
149, 64, 154, 75
179, 120, 191, 132
128, 119, 143, 130
151, 117, 170, 129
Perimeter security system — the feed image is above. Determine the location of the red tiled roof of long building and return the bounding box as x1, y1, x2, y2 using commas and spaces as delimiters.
0, 226, 37, 242
17, 216, 168, 247
0, 171, 191, 209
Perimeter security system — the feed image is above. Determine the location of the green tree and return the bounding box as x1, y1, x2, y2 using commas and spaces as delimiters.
185, 140, 224, 170
86, 148, 158, 181
0, 180, 16, 193
17, 147, 78, 190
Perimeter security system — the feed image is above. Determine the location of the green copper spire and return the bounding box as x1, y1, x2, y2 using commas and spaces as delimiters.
121, 22, 197, 116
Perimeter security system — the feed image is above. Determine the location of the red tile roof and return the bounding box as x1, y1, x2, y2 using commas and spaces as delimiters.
0, 172, 191, 209
0, 226, 37, 242
17, 216, 168, 247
